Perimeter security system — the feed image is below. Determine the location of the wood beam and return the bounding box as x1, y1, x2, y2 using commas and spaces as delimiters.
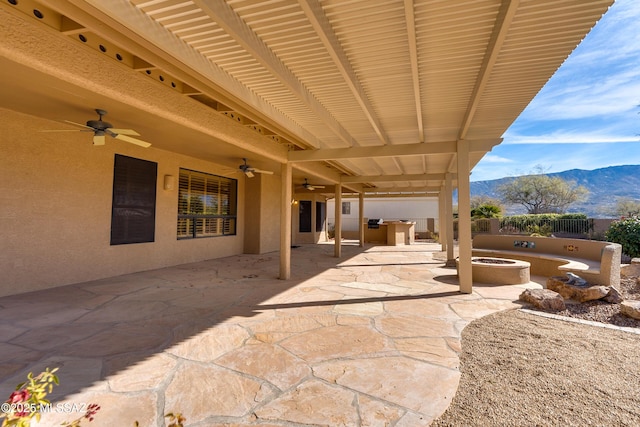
64, 0, 320, 150
358, 193, 364, 247
279, 162, 292, 280
193, 0, 356, 147
342, 174, 452, 184
458, 0, 520, 140
298, 0, 388, 145
289, 139, 501, 162
444, 173, 455, 265
362, 192, 439, 199
457, 140, 473, 293
438, 189, 447, 252
362, 186, 441, 193
404, 0, 424, 143
334, 183, 342, 258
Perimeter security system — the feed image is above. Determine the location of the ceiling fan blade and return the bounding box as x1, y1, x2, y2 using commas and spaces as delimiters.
93, 134, 106, 145
253, 169, 274, 175
245, 170, 255, 178
109, 128, 140, 136
314, 185, 326, 188
113, 133, 152, 148
39, 129, 84, 133
63, 120, 94, 130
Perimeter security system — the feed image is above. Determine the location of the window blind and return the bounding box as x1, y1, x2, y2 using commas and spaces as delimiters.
177, 168, 237, 239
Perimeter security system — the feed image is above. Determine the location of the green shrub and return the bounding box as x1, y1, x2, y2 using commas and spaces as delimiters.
526, 223, 553, 237
606, 216, 640, 258
471, 204, 501, 219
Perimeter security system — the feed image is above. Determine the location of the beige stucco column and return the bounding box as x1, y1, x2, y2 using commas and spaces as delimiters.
444, 173, 455, 266
358, 192, 365, 247
279, 162, 292, 279
457, 140, 473, 293
438, 188, 447, 252
334, 183, 342, 257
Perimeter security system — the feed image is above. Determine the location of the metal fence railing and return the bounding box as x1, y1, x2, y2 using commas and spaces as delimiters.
455, 217, 612, 240
498, 218, 594, 236
328, 217, 611, 240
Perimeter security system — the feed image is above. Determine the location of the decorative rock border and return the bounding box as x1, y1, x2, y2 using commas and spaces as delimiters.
519, 276, 640, 321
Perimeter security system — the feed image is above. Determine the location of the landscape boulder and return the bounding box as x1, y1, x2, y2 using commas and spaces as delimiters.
621, 258, 640, 278
620, 300, 640, 320
546, 276, 609, 302
519, 289, 566, 311
604, 286, 624, 304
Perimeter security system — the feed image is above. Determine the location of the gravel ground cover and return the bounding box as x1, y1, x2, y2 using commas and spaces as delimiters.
432, 272, 640, 427
432, 309, 640, 426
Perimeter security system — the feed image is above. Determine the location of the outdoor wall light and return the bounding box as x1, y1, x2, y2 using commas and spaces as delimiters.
164, 174, 175, 190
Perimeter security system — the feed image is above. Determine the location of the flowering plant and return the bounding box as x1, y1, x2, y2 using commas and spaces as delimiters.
2, 368, 184, 426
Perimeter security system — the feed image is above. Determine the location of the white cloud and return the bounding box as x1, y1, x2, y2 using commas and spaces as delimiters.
525, 78, 640, 120
473, 0, 640, 181
480, 154, 514, 163
503, 131, 639, 145
517, 0, 640, 122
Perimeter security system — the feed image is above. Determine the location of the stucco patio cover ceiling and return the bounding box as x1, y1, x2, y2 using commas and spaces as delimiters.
1, 0, 612, 192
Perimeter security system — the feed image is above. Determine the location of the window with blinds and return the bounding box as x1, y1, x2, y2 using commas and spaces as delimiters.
177, 168, 237, 239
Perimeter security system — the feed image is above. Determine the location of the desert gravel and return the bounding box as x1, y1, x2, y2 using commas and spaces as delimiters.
432, 309, 640, 426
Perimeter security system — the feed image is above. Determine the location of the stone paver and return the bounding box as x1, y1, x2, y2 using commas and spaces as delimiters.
0, 242, 542, 426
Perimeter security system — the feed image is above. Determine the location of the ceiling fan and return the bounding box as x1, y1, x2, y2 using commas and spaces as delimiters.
41, 108, 151, 148
300, 178, 326, 191
238, 158, 274, 178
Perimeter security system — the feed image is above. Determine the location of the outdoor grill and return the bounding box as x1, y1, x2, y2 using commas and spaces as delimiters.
367, 219, 382, 229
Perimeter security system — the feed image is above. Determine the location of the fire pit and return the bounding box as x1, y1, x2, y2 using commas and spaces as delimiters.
457, 257, 531, 285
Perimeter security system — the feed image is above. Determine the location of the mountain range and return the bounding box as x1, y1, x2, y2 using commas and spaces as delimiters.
469, 164, 640, 218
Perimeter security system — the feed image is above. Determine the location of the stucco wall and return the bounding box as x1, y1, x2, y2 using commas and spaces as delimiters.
259, 173, 282, 253
243, 173, 281, 254
0, 109, 245, 296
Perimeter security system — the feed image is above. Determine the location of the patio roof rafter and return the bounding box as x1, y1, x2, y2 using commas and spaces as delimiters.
361, 192, 440, 198
342, 174, 454, 184
60, 0, 323, 152
192, 0, 358, 148
288, 138, 502, 162
297, 0, 389, 145
458, 0, 520, 140
404, 0, 424, 143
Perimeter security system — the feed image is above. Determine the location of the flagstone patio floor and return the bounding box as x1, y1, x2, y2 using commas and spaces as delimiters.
0, 242, 543, 426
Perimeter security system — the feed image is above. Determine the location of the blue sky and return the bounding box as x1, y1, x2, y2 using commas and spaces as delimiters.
471, 0, 640, 182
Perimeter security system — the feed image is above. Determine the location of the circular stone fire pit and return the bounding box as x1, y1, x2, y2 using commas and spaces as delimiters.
457, 257, 531, 285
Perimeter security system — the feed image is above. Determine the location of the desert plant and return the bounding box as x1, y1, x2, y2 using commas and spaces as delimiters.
606, 216, 640, 258
471, 204, 501, 219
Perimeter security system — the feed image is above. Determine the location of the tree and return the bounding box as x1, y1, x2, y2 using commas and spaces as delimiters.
470, 195, 503, 210
497, 173, 588, 214
615, 198, 640, 218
